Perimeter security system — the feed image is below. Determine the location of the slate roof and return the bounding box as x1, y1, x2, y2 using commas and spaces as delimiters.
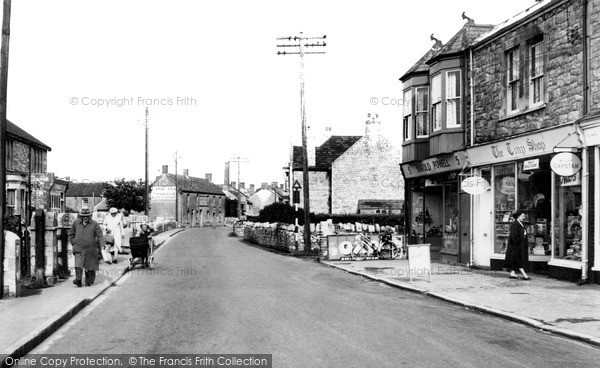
426, 23, 494, 65
7, 120, 51, 151
293, 136, 362, 170
400, 44, 443, 82
474, 0, 552, 47
165, 174, 224, 195
65, 182, 107, 197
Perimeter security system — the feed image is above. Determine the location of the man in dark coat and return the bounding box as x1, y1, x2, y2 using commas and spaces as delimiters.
69, 208, 105, 287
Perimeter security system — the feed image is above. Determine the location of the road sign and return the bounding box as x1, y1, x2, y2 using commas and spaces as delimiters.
292, 180, 302, 190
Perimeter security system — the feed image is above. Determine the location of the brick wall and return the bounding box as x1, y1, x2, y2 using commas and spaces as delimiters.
472, 0, 585, 143
331, 135, 403, 214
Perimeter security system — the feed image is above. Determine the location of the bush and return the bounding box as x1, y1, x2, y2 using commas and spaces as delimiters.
257, 202, 306, 224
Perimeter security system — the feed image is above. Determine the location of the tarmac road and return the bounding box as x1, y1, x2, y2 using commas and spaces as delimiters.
26, 227, 599, 367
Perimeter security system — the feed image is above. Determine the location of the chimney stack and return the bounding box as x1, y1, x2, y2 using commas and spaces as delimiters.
249, 184, 255, 193
365, 113, 382, 137
261, 182, 268, 190
232, 181, 237, 189
239, 182, 245, 190
224, 162, 230, 185
205, 173, 212, 182
162, 165, 169, 174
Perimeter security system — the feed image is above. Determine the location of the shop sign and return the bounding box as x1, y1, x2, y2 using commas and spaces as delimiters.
461, 176, 490, 195
425, 179, 444, 187
550, 153, 581, 176
500, 176, 515, 194
560, 172, 581, 186
523, 159, 539, 170
466, 125, 575, 166
401, 151, 468, 179
150, 186, 175, 200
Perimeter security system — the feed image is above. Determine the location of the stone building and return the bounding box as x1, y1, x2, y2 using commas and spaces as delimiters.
286, 116, 403, 215
401, 0, 600, 284
64, 182, 106, 213
466, 0, 600, 284
149, 165, 226, 227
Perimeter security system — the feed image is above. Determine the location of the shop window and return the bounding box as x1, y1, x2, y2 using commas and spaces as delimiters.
431, 74, 442, 131
442, 179, 459, 253
506, 48, 520, 113
493, 163, 516, 254
553, 171, 582, 261
410, 186, 426, 243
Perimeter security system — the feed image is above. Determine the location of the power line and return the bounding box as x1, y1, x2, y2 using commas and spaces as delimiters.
228, 157, 249, 219
276, 32, 326, 255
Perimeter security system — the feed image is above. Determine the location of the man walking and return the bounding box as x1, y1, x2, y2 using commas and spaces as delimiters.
69, 208, 105, 287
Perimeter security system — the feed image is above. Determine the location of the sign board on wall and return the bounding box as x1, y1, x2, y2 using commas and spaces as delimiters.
198, 196, 209, 206
401, 152, 468, 179
550, 153, 581, 177
523, 159, 539, 170
560, 172, 581, 186
461, 176, 490, 195
150, 186, 176, 200
466, 125, 575, 166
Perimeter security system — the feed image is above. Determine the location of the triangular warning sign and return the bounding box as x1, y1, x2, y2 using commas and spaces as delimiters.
292, 180, 302, 190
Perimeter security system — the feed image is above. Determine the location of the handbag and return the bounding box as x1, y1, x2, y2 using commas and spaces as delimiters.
101, 248, 112, 263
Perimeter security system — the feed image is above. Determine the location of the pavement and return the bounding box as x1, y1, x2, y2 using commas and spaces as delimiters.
322, 258, 600, 348
0, 227, 186, 366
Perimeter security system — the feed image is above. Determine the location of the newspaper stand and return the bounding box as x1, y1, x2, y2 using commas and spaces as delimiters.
407, 243, 431, 282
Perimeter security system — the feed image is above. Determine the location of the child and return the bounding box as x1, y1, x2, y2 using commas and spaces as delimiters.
104, 229, 117, 264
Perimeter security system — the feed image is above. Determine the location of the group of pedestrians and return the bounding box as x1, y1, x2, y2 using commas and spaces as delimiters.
68, 206, 153, 287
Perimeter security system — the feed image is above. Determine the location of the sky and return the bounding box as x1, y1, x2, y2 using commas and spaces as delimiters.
6, 0, 532, 187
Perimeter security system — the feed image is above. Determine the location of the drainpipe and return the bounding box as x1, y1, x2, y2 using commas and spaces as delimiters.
579, 0, 589, 284
469, 47, 475, 266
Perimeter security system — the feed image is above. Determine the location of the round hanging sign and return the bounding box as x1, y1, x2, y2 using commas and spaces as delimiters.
550, 153, 581, 177
461, 176, 490, 195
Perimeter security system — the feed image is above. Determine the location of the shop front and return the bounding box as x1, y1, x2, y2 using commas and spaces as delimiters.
467, 124, 588, 280
582, 117, 600, 284
400, 151, 470, 263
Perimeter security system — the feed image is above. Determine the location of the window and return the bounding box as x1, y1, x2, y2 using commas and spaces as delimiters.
403, 89, 412, 141
507, 48, 520, 113
530, 42, 544, 106
51, 195, 61, 210
431, 74, 442, 131
415, 87, 429, 138
7, 189, 16, 216
6, 139, 13, 170
446, 70, 461, 128
82, 198, 89, 208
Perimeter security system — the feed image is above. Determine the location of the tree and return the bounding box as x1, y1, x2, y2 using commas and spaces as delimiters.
103, 179, 148, 213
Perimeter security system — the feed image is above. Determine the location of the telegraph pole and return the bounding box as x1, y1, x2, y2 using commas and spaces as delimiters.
174, 151, 181, 225
228, 156, 249, 219
144, 107, 149, 216
276, 32, 326, 254
0, 0, 12, 299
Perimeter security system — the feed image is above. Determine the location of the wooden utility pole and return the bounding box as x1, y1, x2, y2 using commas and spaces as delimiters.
276, 32, 326, 254
0, 0, 12, 299
228, 157, 249, 219
144, 107, 149, 216
174, 151, 180, 225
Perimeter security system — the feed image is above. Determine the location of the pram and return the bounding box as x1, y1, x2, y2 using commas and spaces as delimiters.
128, 236, 154, 270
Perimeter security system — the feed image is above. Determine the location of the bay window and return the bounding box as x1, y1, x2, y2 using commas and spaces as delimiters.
403, 89, 412, 141
415, 87, 429, 138
431, 74, 441, 131
446, 70, 461, 128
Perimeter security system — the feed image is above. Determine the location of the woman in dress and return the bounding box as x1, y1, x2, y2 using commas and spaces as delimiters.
504, 210, 531, 280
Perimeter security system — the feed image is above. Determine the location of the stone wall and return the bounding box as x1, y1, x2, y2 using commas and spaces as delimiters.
292, 171, 330, 214
9, 140, 47, 174
472, 0, 585, 143
590, 0, 600, 114
331, 135, 403, 214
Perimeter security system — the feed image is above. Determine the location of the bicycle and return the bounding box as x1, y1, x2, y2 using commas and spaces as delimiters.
349, 231, 405, 260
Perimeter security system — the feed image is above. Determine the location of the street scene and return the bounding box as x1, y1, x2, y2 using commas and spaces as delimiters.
1, 0, 600, 367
